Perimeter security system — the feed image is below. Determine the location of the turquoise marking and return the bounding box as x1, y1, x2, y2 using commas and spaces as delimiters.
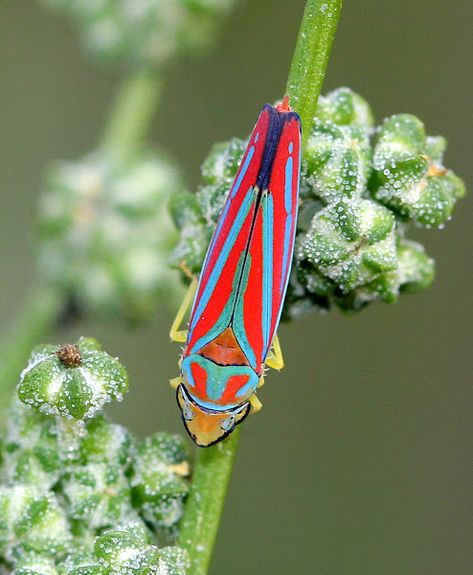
201, 198, 231, 276
189, 254, 244, 354
279, 151, 295, 293
182, 354, 259, 409
232, 254, 257, 369
284, 155, 293, 214
280, 213, 293, 293
235, 376, 258, 399
190, 188, 255, 333
262, 194, 274, 350
191, 141, 257, 323
231, 146, 255, 198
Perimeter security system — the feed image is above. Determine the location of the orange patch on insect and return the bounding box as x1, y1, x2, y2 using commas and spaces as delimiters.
200, 327, 249, 366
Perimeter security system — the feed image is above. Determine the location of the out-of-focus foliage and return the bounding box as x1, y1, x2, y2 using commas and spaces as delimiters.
40, 0, 238, 69
170, 87, 465, 315
38, 152, 181, 321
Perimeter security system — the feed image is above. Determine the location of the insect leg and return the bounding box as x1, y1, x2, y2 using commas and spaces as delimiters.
249, 394, 262, 413
169, 277, 197, 343
169, 375, 183, 390
266, 333, 285, 371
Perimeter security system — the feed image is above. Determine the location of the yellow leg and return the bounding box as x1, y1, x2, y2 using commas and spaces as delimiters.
266, 334, 284, 371
170, 376, 183, 390
169, 277, 198, 343
249, 394, 262, 413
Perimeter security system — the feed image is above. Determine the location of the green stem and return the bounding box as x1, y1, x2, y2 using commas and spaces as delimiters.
286, 0, 343, 148
0, 288, 63, 412
178, 2, 343, 574
100, 68, 163, 160
178, 429, 240, 575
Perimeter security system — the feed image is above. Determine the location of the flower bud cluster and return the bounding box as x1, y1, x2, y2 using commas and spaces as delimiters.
40, 0, 236, 68
170, 87, 465, 314
0, 339, 190, 573
38, 152, 181, 321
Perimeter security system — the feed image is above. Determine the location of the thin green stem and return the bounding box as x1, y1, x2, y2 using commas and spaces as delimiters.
0, 288, 63, 412
100, 68, 163, 160
178, 429, 240, 575
286, 0, 343, 148
178, 2, 343, 574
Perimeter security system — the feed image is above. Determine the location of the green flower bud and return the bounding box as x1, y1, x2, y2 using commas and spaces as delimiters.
336, 238, 435, 310
201, 139, 247, 188
195, 138, 248, 227
18, 337, 128, 421
169, 138, 246, 275
0, 486, 71, 561
397, 238, 435, 293
316, 87, 374, 130
2, 400, 60, 489
131, 433, 190, 532
157, 546, 190, 575
79, 415, 134, 469
12, 554, 58, 575
304, 121, 371, 203
94, 528, 158, 575
169, 193, 210, 275
425, 135, 447, 163
59, 550, 105, 575
61, 463, 132, 531
38, 151, 182, 320
299, 198, 397, 292
41, 0, 236, 69
371, 114, 465, 227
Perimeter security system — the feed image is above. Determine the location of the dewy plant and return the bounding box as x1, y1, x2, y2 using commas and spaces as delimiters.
0, 1, 466, 575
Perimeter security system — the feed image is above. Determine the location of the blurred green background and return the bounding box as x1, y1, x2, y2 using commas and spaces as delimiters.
0, 1, 471, 574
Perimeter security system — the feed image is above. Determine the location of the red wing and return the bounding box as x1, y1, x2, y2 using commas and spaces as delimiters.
185, 106, 272, 357
232, 115, 301, 368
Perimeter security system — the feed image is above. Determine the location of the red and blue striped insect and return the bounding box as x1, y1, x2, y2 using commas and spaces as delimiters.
170, 98, 301, 447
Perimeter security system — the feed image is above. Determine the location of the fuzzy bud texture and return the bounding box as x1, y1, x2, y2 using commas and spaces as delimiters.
38, 152, 181, 321
1, 338, 191, 573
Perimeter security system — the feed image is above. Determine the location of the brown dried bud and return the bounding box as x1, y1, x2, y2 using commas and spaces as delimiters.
56, 344, 82, 367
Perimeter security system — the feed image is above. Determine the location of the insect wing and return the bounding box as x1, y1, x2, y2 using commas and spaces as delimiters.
185, 107, 272, 357
231, 113, 301, 369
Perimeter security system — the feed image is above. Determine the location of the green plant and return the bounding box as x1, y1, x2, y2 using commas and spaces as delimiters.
0, 1, 466, 574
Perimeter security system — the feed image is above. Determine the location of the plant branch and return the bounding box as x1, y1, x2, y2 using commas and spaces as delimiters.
178, 428, 240, 575
286, 0, 343, 148
100, 68, 164, 160
0, 287, 63, 413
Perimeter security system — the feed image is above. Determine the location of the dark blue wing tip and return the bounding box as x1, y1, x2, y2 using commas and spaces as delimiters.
261, 103, 301, 129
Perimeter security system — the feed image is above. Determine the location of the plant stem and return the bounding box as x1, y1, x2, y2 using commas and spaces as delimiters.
286, 0, 343, 148
0, 288, 62, 412
100, 68, 163, 160
178, 2, 343, 574
178, 428, 240, 575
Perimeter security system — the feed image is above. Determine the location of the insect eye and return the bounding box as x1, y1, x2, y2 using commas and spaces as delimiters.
220, 415, 235, 432
183, 402, 194, 422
